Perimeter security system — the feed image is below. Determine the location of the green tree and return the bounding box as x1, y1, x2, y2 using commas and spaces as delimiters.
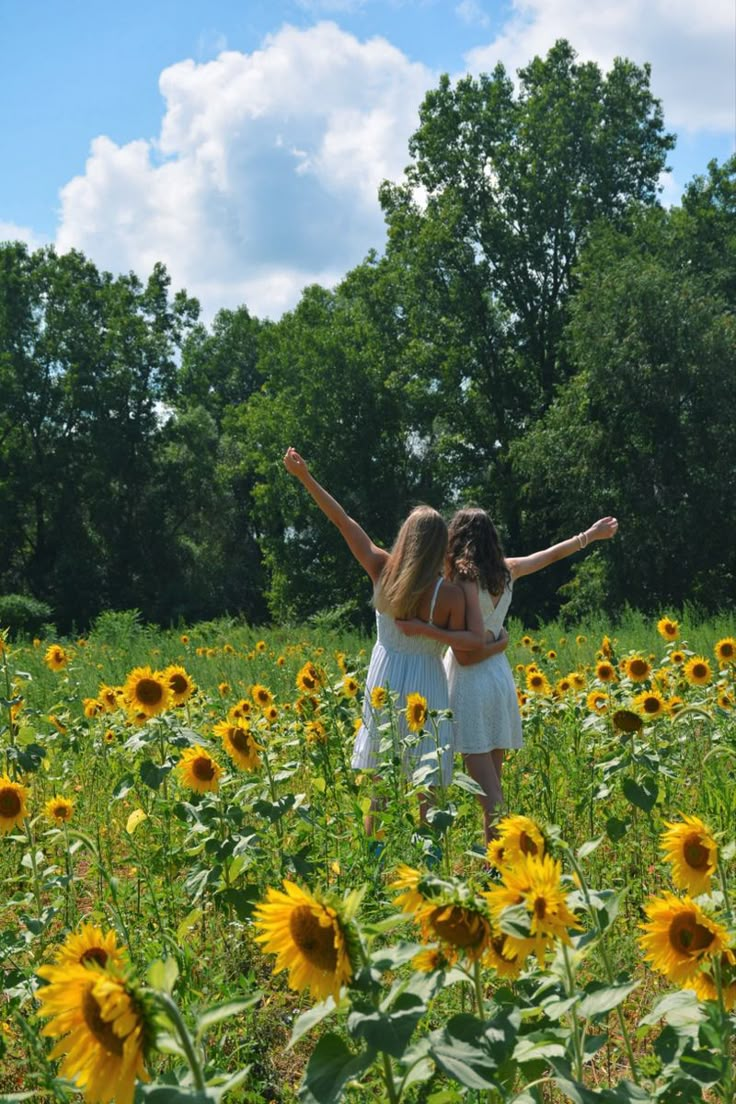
379, 39, 675, 526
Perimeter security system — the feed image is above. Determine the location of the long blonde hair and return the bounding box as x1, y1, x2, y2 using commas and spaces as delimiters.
374, 506, 447, 619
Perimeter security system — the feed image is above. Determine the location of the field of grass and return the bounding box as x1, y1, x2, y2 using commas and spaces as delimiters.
1, 608, 735, 1104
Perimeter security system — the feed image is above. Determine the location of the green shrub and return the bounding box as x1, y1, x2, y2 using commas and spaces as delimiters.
0, 593, 53, 636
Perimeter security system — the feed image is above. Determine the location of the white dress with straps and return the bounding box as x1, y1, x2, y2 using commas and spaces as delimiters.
443, 583, 523, 754
352, 578, 453, 786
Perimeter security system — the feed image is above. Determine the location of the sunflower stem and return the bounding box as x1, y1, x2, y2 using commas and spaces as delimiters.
24, 817, 43, 921
561, 943, 585, 1082
472, 958, 486, 1017
566, 849, 640, 1085
714, 956, 734, 1103
718, 857, 734, 924
154, 991, 207, 1092
380, 1050, 400, 1104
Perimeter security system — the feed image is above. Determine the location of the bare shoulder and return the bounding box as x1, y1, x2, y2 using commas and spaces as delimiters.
436, 579, 464, 615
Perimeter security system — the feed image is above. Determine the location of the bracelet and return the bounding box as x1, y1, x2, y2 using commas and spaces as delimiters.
575, 531, 588, 550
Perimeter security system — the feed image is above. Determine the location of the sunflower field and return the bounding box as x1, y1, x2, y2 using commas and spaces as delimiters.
1, 611, 736, 1104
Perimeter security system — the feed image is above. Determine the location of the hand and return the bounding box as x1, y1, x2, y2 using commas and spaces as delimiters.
396, 618, 425, 637
587, 517, 618, 542
283, 447, 310, 481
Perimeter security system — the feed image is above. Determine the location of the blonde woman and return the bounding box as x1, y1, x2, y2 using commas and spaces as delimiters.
283, 448, 507, 828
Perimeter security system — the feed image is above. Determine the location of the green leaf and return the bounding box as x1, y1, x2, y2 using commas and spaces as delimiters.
147, 957, 179, 994
140, 758, 175, 791
576, 836, 604, 860
136, 1088, 214, 1103
605, 816, 629, 842
290, 996, 337, 1048
577, 980, 639, 1020
195, 996, 261, 1040
513, 1029, 568, 1063
639, 989, 703, 1029
622, 775, 658, 813
298, 1032, 373, 1104
429, 1011, 520, 1091
369, 942, 427, 971
112, 774, 136, 800
452, 772, 485, 795
348, 992, 426, 1058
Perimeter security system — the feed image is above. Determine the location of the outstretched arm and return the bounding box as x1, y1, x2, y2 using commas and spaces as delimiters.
283, 447, 388, 583
508, 517, 618, 581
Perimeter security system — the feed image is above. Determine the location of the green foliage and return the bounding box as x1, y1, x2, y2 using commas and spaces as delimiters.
0, 593, 52, 635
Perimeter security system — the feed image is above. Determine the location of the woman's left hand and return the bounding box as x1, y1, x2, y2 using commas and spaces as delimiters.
396, 618, 425, 637
587, 517, 618, 541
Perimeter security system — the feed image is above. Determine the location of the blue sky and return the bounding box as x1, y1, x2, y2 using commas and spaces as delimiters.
1, 0, 733, 318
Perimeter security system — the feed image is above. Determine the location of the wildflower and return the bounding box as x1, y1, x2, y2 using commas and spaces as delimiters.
52, 923, 126, 971
370, 686, 388, 709
253, 881, 353, 1001
405, 692, 428, 732
484, 852, 580, 965
45, 796, 74, 824
639, 893, 731, 985
595, 661, 616, 683
624, 655, 651, 682
45, 644, 70, 672
251, 684, 273, 710
714, 638, 736, 664
0, 775, 29, 833
633, 689, 668, 720
657, 618, 679, 641
215, 721, 262, 770
164, 666, 196, 705
177, 746, 223, 793
494, 814, 545, 866
660, 816, 718, 896
525, 670, 551, 696
341, 675, 359, 698
296, 662, 324, 694
83, 698, 105, 719
684, 657, 712, 687
586, 690, 608, 714
123, 668, 170, 718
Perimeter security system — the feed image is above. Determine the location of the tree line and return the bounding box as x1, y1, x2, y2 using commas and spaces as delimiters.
1, 41, 734, 634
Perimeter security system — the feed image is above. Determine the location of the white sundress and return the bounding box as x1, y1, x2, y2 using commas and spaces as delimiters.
352, 578, 453, 786
444, 582, 523, 754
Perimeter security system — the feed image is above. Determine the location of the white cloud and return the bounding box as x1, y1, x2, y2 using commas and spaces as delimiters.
465, 0, 735, 133
56, 22, 433, 319
456, 1, 491, 29
0, 221, 44, 250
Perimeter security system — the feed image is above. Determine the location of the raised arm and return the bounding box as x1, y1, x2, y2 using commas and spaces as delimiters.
283, 447, 388, 583
508, 517, 618, 581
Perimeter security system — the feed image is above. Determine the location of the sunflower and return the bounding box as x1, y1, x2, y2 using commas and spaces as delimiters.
214, 721, 262, 770
229, 698, 252, 720
715, 637, 736, 664
575, 635, 587, 646
670, 650, 686, 665
390, 864, 428, 915
370, 685, 388, 710
486, 838, 507, 870
180, 634, 190, 645
295, 694, 320, 717
520, 635, 533, 648
684, 656, 712, 687
177, 746, 223, 793
123, 667, 170, 718
296, 662, 325, 694
668, 696, 685, 715
405, 692, 428, 732
334, 651, 347, 672
660, 815, 718, 896
35, 963, 149, 1104
412, 947, 452, 973
45, 644, 70, 672
263, 704, 279, 724
717, 690, 734, 711
97, 685, 121, 713
83, 698, 105, 719
341, 675, 359, 698
525, 670, 552, 696
690, 952, 736, 1010
52, 923, 126, 971
164, 666, 196, 705
639, 893, 731, 984
586, 690, 608, 714
484, 929, 524, 980
632, 689, 668, 720
599, 635, 614, 659
251, 684, 274, 710
495, 814, 545, 866
555, 677, 572, 696
0, 775, 29, 833
223, 643, 235, 655
414, 898, 492, 963
305, 719, 328, 745
103, 730, 116, 745
546, 650, 557, 661
624, 655, 651, 682
218, 681, 231, 697
484, 852, 580, 965
612, 708, 643, 734
253, 881, 353, 1001
45, 796, 74, 824
256, 640, 267, 653
276, 655, 286, 667
48, 714, 68, 735
657, 618, 679, 641
595, 661, 616, 683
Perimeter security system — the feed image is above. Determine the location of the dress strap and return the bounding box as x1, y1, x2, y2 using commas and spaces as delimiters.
427, 577, 443, 626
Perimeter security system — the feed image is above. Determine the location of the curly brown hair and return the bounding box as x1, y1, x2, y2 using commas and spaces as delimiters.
446, 508, 510, 596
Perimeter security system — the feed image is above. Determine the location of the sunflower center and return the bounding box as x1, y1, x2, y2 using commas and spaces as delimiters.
170, 674, 188, 695
136, 679, 164, 706
670, 913, 716, 956
693, 665, 706, 679
629, 660, 647, 677
683, 837, 710, 871
80, 947, 109, 967
53, 804, 71, 820
229, 729, 251, 753
519, 831, 538, 856
192, 756, 216, 781
429, 906, 485, 949
533, 896, 547, 919
0, 788, 21, 818
82, 988, 125, 1056
720, 643, 734, 658
643, 697, 660, 714
289, 905, 338, 971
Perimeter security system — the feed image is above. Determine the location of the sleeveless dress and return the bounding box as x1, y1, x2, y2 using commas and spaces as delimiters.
443, 582, 523, 754
352, 578, 453, 786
